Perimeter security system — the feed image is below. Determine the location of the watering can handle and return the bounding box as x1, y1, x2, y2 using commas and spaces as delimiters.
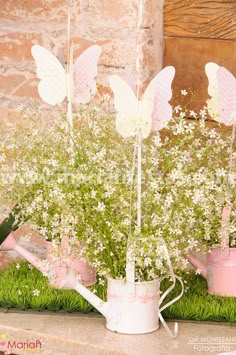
221, 205, 232, 257
158, 275, 184, 338
157, 240, 184, 338
159, 275, 184, 313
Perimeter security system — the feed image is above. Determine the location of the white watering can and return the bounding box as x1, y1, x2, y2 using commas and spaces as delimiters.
0, 211, 183, 335
56, 240, 184, 336
0, 212, 96, 287
58, 269, 183, 335
186, 205, 236, 296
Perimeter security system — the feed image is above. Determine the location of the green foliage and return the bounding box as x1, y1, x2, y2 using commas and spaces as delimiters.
1, 100, 236, 281
0, 262, 236, 323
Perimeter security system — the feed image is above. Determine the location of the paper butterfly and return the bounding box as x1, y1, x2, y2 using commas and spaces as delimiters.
108, 66, 175, 139
31, 44, 102, 106
205, 62, 236, 126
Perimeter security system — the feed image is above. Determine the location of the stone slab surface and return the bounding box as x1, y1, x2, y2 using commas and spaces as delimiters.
0, 310, 235, 355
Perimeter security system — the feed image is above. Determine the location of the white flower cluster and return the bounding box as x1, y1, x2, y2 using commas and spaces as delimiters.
0, 100, 235, 282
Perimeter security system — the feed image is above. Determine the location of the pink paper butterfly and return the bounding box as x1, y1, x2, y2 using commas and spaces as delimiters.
31, 44, 102, 106
205, 62, 236, 126
109, 66, 175, 139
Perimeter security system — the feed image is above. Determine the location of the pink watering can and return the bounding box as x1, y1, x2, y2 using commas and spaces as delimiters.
186, 205, 236, 297
45, 237, 96, 287
0, 210, 96, 287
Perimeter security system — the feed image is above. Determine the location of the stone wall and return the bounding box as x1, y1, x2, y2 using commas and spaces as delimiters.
1, 0, 236, 121
0, 0, 164, 121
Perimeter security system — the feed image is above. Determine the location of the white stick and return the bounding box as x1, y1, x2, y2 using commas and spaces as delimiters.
66, 1, 74, 149
229, 124, 236, 173
137, 128, 142, 230
126, 0, 143, 284
126, 138, 137, 285
66, 73, 73, 125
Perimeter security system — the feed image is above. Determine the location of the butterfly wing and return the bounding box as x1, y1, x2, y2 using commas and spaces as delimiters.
108, 75, 138, 139
56, 46, 65, 68
31, 45, 66, 106
149, 66, 175, 131
205, 62, 220, 120
124, 65, 154, 139
73, 45, 102, 105
139, 77, 157, 139
217, 67, 236, 126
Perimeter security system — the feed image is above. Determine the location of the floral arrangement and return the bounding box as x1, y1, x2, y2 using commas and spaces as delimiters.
0, 93, 235, 282
0, 0, 235, 332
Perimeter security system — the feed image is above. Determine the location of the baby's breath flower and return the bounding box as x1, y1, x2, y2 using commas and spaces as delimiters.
0, 100, 233, 281
96, 202, 106, 212
179, 112, 186, 119
199, 108, 207, 119
32, 289, 40, 297
174, 105, 182, 113
103, 93, 111, 100
189, 110, 197, 118
16, 263, 20, 270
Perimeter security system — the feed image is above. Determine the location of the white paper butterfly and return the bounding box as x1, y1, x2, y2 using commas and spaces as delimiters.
31, 44, 102, 106
108, 66, 175, 139
205, 62, 236, 126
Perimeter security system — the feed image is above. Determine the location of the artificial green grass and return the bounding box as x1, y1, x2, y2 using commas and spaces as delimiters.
162, 273, 236, 322
0, 261, 236, 322
0, 262, 105, 313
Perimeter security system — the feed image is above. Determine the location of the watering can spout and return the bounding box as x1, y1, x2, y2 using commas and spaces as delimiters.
0, 207, 46, 272
186, 253, 207, 279
60, 270, 107, 317
1, 232, 47, 274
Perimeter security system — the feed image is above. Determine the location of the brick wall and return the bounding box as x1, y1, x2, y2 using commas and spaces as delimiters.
1, 1, 236, 123
0, 0, 164, 121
